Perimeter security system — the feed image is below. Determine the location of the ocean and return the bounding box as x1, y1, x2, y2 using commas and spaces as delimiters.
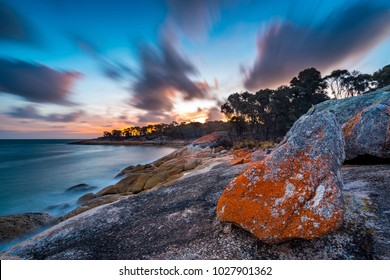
0, 140, 176, 217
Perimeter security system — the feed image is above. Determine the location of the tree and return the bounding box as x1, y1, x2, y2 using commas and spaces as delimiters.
324, 69, 350, 99
290, 67, 328, 98
230, 116, 247, 136
270, 86, 296, 138
342, 70, 374, 96
103, 131, 112, 138
290, 68, 329, 116
111, 129, 122, 140
122, 127, 131, 138
373, 64, 390, 88
254, 89, 273, 139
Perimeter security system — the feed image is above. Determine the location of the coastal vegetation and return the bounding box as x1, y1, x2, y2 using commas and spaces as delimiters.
100, 64, 390, 143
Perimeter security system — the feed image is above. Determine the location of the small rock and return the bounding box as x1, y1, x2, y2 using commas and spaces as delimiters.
66, 183, 97, 193
44, 203, 71, 211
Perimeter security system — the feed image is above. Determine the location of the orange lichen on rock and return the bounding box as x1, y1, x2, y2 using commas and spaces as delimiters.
232, 149, 250, 158
342, 110, 363, 141
228, 158, 245, 166
217, 112, 345, 243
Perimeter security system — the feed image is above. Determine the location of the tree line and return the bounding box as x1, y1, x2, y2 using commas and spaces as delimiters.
101, 120, 230, 141
221, 64, 390, 141
101, 64, 389, 142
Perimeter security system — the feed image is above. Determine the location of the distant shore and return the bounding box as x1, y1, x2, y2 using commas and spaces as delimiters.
69, 139, 191, 147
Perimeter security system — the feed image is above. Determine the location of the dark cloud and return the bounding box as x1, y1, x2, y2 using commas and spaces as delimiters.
0, 58, 81, 104
166, 0, 220, 40
0, 0, 36, 44
244, 3, 390, 90
130, 36, 209, 113
7, 105, 84, 122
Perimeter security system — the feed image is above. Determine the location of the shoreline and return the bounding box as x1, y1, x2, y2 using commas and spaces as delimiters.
0, 143, 185, 249
68, 139, 191, 147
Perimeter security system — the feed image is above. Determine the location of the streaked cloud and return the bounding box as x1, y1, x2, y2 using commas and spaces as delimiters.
136, 111, 174, 125
165, 0, 221, 40
0, 0, 37, 44
72, 35, 134, 81
243, 3, 390, 90
0, 58, 81, 104
130, 34, 210, 113
7, 105, 84, 122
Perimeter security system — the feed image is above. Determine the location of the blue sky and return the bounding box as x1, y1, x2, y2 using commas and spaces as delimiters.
0, 0, 389, 138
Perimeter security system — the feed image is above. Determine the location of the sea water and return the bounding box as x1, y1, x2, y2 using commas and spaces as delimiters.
0, 140, 176, 217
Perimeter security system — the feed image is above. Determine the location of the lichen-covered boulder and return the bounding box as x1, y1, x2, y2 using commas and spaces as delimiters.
308, 87, 390, 159
342, 102, 390, 160
217, 112, 345, 243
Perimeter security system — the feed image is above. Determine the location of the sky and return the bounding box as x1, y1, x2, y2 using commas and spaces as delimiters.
0, 0, 389, 139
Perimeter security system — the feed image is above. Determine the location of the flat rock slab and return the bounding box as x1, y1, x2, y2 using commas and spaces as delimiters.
1, 163, 390, 260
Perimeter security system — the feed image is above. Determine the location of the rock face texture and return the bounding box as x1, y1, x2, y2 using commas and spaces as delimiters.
308, 87, 390, 160
0, 212, 55, 244
342, 102, 390, 160
217, 112, 346, 243
1, 163, 389, 260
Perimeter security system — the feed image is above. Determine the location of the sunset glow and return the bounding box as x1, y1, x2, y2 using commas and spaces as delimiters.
0, 0, 389, 138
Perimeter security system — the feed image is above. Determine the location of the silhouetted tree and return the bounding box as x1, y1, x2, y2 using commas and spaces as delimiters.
373, 64, 390, 88
324, 69, 350, 99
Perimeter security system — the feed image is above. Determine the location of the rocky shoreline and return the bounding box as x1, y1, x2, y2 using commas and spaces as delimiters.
1, 162, 389, 260
69, 139, 191, 147
0, 88, 389, 259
